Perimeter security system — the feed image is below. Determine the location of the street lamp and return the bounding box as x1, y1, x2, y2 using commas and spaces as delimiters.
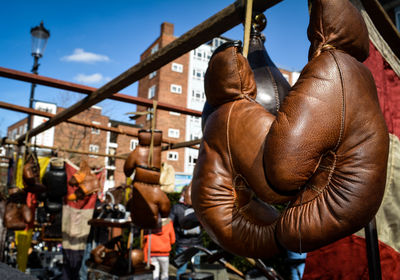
27, 21, 50, 131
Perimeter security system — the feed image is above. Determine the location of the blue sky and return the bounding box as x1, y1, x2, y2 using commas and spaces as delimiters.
0, 0, 310, 137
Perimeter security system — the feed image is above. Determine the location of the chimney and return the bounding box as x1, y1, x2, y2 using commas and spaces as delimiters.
161, 22, 174, 36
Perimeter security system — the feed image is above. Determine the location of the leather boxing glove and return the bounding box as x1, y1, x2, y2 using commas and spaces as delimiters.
201, 20, 290, 130
264, 0, 389, 252
23, 153, 46, 193
130, 167, 171, 229
67, 160, 101, 201
124, 129, 162, 177
124, 130, 171, 229
192, 0, 389, 258
192, 40, 291, 258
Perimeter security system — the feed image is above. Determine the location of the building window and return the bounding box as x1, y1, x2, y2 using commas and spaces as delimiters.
191, 90, 205, 103
89, 144, 99, 157
190, 132, 201, 141
167, 151, 178, 161
148, 85, 156, 99
188, 155, 198, 166
91, 121, 100, 134
107, 147, 116, 167
168, 128, 180, 138
149, 71, 157, 79
106, 169, 115, 180
130, 139, 139, 151
171, 63, 183, 73
396, 7, 400, 31
213, 38, 226, 48
151, 44, 159, 54
170, 84, 182, 94
194, 49, 204, 60
189, 116, 201, 124
193, 69, 204, 80
146, 108, 153, 121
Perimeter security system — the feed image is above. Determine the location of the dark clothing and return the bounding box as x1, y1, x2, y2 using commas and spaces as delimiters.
169, 203, 202, 248
62, 249, 84, 280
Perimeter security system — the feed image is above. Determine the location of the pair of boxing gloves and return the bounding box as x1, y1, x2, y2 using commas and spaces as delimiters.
191, 0, 389, 258
124, 129, 171, 229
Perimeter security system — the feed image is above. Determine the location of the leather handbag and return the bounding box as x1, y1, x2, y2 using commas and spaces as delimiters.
4, 189, 32, 230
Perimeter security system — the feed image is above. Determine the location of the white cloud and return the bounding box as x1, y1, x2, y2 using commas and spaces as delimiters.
74, 73, 108, 84
61, 48, 110, 63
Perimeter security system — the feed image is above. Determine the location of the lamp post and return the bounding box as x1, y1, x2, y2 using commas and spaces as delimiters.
27, 21, 50, 131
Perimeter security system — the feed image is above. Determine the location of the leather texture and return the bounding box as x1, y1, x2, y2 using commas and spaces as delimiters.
22, 153, 46, 193
124, 129, 162, 177
68, 160, 101, 201
265, 0, 388, 252
4, 189, 32, 230
201, 28, 290, 129
43, 160, 68, 198
247, 27, 291, 115
131, 249, 144, 267
124, 129, 171, 229
130, 181, 171, 229
192, 0, 389, 258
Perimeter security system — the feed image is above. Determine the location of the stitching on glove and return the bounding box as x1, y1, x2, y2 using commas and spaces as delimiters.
329, 51, 345, 151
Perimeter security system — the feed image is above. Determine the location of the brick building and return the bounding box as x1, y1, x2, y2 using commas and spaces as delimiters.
7, 103, 141, 190
135, 22, 300, 182
7, 22, 300, 191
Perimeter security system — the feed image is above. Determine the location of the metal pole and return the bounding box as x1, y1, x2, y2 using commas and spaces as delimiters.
365, 217, 382, 280
147, 232, 152, 269
128, 224, 134, 273
27, 55, 39, 132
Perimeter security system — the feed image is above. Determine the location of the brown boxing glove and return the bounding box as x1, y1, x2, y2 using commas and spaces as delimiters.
263, 0, 389, 252
192, 40, 290, 258
124, 130, 170, 229
192, 0, 389, 259
67, 160, 100, 201
130, 185, 171, 229
124, 129, 162, 178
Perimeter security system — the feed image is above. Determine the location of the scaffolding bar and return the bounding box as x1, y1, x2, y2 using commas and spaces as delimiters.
0, 66, 202, 117
3, 139, 127, 159
161, 139, 201, 151
0, 100, 182, 145
15, 0, 281, 143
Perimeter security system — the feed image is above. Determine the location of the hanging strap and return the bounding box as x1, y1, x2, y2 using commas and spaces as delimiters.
147, 101, 158, 167
242, 0, 254, 58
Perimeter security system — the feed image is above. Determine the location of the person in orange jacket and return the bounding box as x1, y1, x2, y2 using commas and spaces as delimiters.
143, 218, 175, 280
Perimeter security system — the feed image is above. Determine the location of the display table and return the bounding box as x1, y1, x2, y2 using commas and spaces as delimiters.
88, 218, 133, 228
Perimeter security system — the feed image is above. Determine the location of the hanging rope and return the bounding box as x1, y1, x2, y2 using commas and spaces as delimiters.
242, 0, 254, 58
